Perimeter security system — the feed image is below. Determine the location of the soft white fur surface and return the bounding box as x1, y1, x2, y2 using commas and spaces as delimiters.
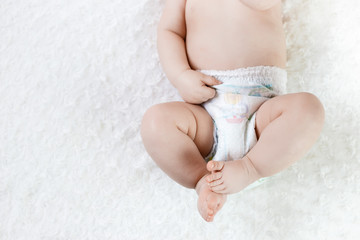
1, 0, 359, 239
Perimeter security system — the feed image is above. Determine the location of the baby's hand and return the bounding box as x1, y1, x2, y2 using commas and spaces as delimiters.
175, 69, 222, 104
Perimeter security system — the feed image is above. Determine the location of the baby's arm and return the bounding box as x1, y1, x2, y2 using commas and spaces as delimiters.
157, 0, 221, 104
239, 0, 281, 11
157, 0, 189, 83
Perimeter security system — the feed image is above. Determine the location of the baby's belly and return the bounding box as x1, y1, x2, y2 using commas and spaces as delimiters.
185, 0, 287, 70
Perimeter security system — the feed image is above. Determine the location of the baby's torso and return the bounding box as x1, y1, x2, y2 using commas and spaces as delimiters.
185, 0, 286, 70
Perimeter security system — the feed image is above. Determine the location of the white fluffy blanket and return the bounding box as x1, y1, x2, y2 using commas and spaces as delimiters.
1, 0, 359, 239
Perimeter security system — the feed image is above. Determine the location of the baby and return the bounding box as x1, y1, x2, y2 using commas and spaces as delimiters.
141, 0, 325, 222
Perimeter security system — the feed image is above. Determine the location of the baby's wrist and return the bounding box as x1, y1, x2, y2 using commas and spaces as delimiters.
177, 68, 192, 77
172, 68, 192, 87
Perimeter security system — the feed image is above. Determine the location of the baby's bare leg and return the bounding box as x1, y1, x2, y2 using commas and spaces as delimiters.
141, 102, 226, 221
206, 92, 325, 194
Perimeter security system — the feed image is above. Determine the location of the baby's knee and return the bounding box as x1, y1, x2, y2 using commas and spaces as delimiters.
141, 103, 169, 140
292, 92, 325, 125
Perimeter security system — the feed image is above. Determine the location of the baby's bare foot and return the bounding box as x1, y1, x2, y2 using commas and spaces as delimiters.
195, 174, 227, 222
206, 156, 261, 194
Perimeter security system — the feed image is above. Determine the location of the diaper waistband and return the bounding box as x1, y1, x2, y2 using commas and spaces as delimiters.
199, 66, 287, 95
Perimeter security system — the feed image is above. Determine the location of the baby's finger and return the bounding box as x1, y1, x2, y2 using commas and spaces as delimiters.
200, 86, 216, 101
201, 75, 222, 86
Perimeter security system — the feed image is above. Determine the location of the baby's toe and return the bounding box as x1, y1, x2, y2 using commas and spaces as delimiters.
210, 184, 227, 193
206, 215, 214, 222
207, 160, 225, 172
209, 178, 223, 187
206, 171, 223, 183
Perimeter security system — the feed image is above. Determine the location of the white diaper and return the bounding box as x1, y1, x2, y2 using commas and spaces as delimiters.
201, 66, 287, 189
